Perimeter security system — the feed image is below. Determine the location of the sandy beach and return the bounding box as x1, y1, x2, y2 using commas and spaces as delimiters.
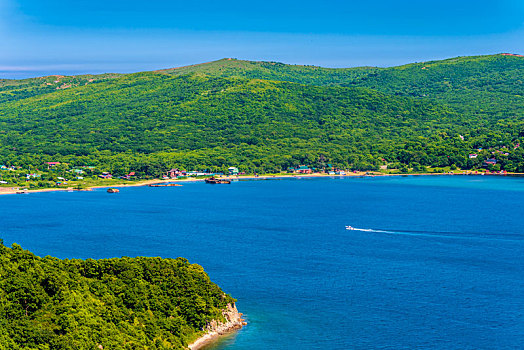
1, 171, 519, 196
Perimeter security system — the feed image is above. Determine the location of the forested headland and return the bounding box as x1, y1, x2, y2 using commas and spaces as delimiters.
0, 241, 235, 349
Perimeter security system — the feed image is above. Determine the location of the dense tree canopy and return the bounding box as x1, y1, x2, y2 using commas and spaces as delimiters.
0, 54, 522, 174
0, 241, 234, 349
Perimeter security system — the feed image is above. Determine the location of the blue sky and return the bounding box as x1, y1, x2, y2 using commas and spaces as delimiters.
1, 0, 523, 78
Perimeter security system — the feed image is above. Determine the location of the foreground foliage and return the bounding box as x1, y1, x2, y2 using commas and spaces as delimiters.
0, 241, 234, 349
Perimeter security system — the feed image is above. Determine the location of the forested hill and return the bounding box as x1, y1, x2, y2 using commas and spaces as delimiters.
0, 54, 523, 173
160, 54, 524, 121
157, 58, 375, 87
0, 73, 465, 172
0, 241, 235, 349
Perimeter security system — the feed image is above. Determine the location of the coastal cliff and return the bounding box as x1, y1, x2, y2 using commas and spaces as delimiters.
189, 303, 246, 350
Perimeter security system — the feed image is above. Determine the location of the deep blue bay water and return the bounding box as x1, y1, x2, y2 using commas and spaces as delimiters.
1, 175, 523, 349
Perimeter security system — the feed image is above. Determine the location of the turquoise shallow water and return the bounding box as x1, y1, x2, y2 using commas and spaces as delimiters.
1, 175, 523, 349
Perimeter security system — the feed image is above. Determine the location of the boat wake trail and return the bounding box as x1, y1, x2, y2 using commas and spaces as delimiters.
351, 228, 392, 233
346, 226, 523, 242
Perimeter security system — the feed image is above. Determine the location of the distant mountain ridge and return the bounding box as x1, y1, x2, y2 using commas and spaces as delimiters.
158, 54, 524, 120
3, 53, 523, 119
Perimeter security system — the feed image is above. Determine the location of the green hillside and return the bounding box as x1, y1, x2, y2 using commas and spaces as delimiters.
0, 74, 120, 104
347, 54, 524, 120
0, 241, 235, 349
0, 55, 522, 174
0, 72, 483, 173
160, 54, 524, 120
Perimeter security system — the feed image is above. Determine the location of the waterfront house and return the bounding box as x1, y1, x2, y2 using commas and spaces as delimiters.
187, 171, 211, 176
228, 167, 239, 175
297, 166, 312, 174
98, 172, 113, 179
121, 171, 136, 180
167, 168, 186, 178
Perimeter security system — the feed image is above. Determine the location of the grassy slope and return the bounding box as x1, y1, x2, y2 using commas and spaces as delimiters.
0, 73, 121, 104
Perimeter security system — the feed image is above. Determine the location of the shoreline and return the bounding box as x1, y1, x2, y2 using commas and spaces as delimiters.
1, 171, 522, 196
188, 303, 246, 350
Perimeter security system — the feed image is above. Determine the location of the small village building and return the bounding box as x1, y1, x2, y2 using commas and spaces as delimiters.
121, 171, 136, 180
228, 167, 239, 175
297, 166, 312, 174
187, 171, 210, 176
167, 168, 186, 178
46, 162, 61, 169
469, 154, 478, 159
482, 158, 497, 167
98, 172, 113, 179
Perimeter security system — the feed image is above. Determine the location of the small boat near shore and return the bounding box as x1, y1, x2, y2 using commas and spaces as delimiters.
107, 188, 120, 193
205, 177, 231, 184
345, 225, 354, 230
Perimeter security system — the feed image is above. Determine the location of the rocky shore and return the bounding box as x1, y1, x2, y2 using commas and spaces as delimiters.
188, 303, 246, 350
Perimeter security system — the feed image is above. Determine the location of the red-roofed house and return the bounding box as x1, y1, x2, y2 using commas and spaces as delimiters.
167, 168, 186, 178
46, 162, 61, 169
